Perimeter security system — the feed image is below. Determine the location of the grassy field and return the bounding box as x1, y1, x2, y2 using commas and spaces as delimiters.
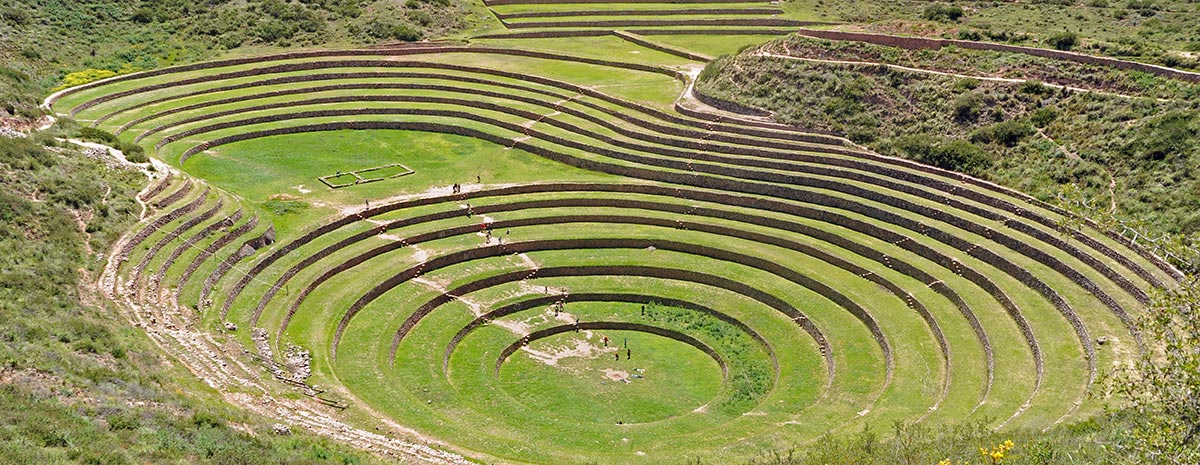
20, 2, 1194, 464
46, 37, 1171, 460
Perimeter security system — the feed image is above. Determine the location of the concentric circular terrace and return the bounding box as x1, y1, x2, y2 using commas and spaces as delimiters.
58, 37, 1180, 464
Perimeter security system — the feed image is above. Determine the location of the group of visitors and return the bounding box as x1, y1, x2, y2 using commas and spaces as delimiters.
451, 175, 482, 195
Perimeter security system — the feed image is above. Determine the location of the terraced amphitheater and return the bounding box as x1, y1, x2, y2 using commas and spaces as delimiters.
46, 18, 1187, 465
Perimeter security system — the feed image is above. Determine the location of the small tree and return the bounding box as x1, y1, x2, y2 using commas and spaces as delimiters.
1111, 278, 1200, 464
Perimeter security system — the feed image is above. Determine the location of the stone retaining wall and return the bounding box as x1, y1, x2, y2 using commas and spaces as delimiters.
134, 199, 224, 291
177, 216, 258, 299
138, 172, 173, 202
153, 179, 193, 209
118, 187, 209, 262
199, 226, 275, 309
150, 209, 243, 294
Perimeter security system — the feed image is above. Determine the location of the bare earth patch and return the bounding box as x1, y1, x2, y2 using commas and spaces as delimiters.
603, 369, 631, 384
522, 338, 609, 366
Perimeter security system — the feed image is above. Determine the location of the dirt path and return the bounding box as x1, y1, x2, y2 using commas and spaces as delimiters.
59, 138, 170, 219
1106, 168, 1119, 214
1036, 128, 1080, 160
676, 65, 776, 125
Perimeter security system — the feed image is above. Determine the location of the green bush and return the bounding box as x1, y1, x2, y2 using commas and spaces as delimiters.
252, 20, 293, 43
1125, 0, 1159, 16
888, 135, 993, 175
970, 120, 1035, 146
0, 66, 29, 83
0, 6, 30, 26
130, 8, 155, 24
121, 143, 148, 164
190, 411, 224, 429
77, 127, 120, 146
364, 19, 421, 41
957, 29, 983, 41
952, 93, 982, 122
1019, 79, 1053, 95
1048, 32, 1080, 51
1122, 111, 1196, 161
921, 3, 965, 22
106, 411, 141, 431
1031, 107, 1060, 128
697, 56, 730, 84
408, 10, 432, 27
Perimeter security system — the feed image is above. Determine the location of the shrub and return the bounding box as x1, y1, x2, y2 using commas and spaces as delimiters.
364, 19, 421, 42
697, 56, 730, 84
922, 3, 965, 22
0, 66, 29, 83
79, 449, 131, 465
121, 143, 147, 164
1031, 107, 1060, 128
952, 93, 982, 122
0, 6, 30, 26
77, 127, 120, 146
957, 29, 982, 41
106, 411, 140, 431
190, 412, 224, 429
888, 135, 993, 175
408, 10, 432, 27
1122, 111, 1196, 161
252, 20, 293, 43
54, 69, 119, 91
890, 134, 937, 158
130, 8, 154, 23
847, 127, 878, 144
1125, 0, 1159, 16
970, 120, 1035, 146
218, 32, 246, 50
954, 78, 979, 91
1048, 32, 1079, 51
1020, 79, 1052, 95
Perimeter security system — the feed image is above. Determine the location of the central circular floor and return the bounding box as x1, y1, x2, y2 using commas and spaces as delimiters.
498, 329, 724, 425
